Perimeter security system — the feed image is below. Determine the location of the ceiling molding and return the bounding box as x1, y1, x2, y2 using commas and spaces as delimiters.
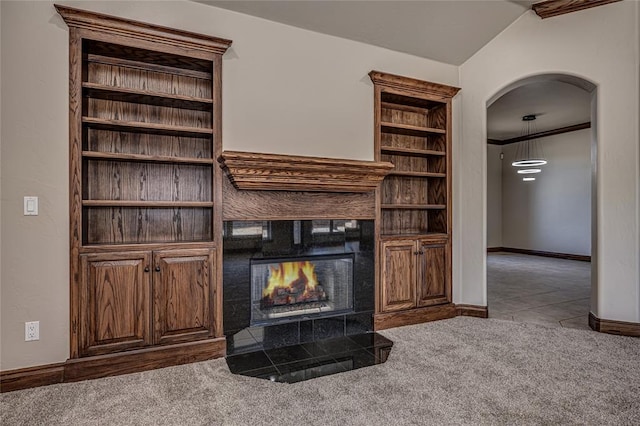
531, 0, 621, 19
488, 122, 591, 145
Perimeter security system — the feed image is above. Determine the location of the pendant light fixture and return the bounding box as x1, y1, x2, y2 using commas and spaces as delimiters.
512, 114, 547, 181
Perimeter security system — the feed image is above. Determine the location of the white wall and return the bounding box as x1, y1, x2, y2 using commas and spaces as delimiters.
458, 2, 639, 322
486, 144, 503, 248
0, 0, 458, 370
502, 129, 591, 255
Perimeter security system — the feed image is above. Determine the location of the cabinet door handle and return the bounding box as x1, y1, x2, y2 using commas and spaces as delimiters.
155, 266, 161, 272
144, 266, 150, 273
414, 251, 420, 255
419, 251, 425, 255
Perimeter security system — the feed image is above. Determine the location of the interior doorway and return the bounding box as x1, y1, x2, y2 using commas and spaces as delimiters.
485, 74, 597, 330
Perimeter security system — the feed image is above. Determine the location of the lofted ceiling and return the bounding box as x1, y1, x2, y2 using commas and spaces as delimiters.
196, 0, 535, 65
195, 1, 599, 137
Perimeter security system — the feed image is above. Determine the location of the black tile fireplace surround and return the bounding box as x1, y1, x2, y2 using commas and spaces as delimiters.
223, 219, 390, 382
223, 220, 376, 354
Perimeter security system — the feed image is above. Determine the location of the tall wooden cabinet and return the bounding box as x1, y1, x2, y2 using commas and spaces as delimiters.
57, 5, 232, 369
369, 71, 460, 330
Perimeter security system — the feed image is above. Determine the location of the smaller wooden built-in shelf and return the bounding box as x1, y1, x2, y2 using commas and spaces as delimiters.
381, 204, 446, 210
82, 151, 213, 165
82, 117, 213, 138
381, 147, 445, 157
82, 83, 213, 110
82, 200, 213, 207
381, 122, 445, 137
218, 151, 394, 193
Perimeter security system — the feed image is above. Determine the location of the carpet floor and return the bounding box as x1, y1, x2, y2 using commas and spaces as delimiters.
2, 317, 639, 425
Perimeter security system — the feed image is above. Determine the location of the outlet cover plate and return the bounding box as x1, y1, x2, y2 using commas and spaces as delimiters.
25, 321, 39, 341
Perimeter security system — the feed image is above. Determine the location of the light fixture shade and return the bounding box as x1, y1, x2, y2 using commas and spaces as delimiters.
512, 115, 547, 171
523, 177, 536, 181
512, 159, 547, 167
517, 168, 541, 174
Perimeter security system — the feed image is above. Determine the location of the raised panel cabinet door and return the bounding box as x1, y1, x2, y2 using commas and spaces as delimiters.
416, 240, 450, 307
380, 240, 417, 312
153, 248, 215, 345
80, 251, 152, 356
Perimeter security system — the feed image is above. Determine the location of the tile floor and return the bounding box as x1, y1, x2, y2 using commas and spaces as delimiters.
487, 252, 592, 331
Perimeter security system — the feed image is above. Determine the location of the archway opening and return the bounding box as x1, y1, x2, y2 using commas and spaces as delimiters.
485, 73, 597, 330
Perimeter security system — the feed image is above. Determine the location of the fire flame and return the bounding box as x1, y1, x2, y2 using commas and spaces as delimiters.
262, 261, 319, 300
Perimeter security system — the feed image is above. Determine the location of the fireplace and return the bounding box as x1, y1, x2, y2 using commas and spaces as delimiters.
250, 253, 354, 325
223, 219, 375, 353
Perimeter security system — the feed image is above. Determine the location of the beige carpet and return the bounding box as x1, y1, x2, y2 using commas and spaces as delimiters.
2, 317, 639, 425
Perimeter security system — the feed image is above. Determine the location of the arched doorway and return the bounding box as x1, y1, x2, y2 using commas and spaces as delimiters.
485, 74, 597, 330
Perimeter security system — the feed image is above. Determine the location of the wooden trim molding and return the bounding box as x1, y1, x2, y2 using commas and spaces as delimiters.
374, 304, 457, 331
218, 151, 394, 193
488, 122, 591, 145
54, 4, 232, 54
456, 304, 489, 318
1, 338, 225, 393
589, 313, 640, 337
490, 247, 591, 262
532, 0, 621, 19
369, 70, 461, 98
0, 363, 65, 393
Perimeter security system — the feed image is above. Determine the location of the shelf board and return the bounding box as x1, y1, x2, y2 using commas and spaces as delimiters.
82, 117, 213, 138
381, 146, 445, 157
381, 122, 446, 137
387, 171, 446, 178
83, 200, 213, 208
381, 204, 446, 210
83, 82, 213, 111
82, 151, 213, 165
380, 233, 449, 240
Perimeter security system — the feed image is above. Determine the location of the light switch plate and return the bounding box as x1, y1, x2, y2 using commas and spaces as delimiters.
24, 196, 38, 216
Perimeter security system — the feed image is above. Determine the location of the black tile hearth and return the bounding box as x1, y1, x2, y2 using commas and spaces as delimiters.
225, 332, 393, 383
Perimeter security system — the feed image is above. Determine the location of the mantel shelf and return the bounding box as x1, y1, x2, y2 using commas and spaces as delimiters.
218, 151, 395, 193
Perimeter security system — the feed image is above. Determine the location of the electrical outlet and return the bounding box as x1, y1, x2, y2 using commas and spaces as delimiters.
25, 321, 39, 341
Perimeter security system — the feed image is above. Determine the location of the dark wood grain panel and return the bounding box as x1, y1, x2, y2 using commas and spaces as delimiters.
380, 240, 416, 312
87, 129, 212, 159
85, 207, 212, 244
87, 99, 212, 129
532, 0, 621, 19
83, 83, 212, 111
588, 313, 640, 337
218, 150, 394, 193
85, 161, 211, 202
417, 240, 449, 307
80, 252, 152, 356
374, 303, 457, 331
221, 177, 376, 220
55, 5, 232, 57
86, 61, 212, 99
0, 364, 65, 393
456, 304, 489, 318
64, 337, 226, 383
370, 71, 460, 99
153, 249, 214, 344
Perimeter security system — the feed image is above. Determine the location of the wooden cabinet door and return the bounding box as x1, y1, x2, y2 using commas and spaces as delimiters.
416, 240, 450, 307
380, 240, 417, 312
153, 248, 215, 345
80, 252, 152, 356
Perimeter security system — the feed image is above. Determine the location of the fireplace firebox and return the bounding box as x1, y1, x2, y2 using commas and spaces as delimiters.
250, 253, 354, 325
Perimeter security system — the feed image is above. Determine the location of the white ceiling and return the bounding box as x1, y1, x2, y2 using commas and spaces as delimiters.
197, 0, 535, 65
487, 81, 592, 140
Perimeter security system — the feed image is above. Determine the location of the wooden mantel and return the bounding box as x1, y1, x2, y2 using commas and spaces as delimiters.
218, 151, 394, 193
